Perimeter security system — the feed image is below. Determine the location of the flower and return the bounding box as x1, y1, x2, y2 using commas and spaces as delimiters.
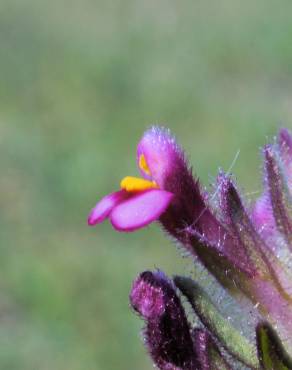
88, 126, 215, 235
87, 127, 179, 231
89, 126, 292, 369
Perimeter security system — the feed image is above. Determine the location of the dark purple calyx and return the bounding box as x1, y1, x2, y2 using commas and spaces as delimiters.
130, 271, 198, 370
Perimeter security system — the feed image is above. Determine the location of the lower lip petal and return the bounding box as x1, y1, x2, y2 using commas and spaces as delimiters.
88, 190, 128, 226
110, 189, 174, 232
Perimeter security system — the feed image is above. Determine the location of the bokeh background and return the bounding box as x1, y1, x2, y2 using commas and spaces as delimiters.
1, 0, 292, 369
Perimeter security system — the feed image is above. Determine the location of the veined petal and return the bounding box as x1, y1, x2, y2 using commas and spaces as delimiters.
110, 189, 174, 231
88, 190, 129, 226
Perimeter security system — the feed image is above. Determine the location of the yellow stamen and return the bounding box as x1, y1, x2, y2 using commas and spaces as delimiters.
120, 176, 158, 192
139, 154, 151, 176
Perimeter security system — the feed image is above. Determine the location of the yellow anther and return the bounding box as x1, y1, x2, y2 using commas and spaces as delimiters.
120, 176, 158, 192
139, 154, 151, 176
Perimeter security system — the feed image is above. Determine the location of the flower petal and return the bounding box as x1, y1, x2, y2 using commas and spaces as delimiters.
137, 126, 185, 187
110, 189, 174, 231
88, 190, 129, 226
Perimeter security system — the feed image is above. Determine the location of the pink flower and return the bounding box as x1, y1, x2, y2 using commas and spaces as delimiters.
88, 126, 292, 368
87, 127, 176, 231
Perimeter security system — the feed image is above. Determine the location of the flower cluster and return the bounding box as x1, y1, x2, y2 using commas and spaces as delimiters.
89, 126, 292, 369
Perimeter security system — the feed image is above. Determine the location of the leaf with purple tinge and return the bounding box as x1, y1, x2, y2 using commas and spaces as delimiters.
278, 128, 292, 196
174, 276, 258, 369
264, 145, 292, 248
222, 177, 272, 278
186, 228, 255, 295
220, 175, 292, 328
193, 329, 232, 370
252, 192, 276, 240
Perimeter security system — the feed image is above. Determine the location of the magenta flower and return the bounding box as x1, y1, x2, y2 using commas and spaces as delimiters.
89, 126, 292, 369
87, 127, 179, 231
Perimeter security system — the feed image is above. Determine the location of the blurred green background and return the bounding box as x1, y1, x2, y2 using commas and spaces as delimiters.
1, 0, 292, 369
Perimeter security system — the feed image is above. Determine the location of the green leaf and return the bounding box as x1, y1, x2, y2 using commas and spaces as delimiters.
193, 329, 231, 370
174, 276, 259, 369
256, 322, 292, 370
